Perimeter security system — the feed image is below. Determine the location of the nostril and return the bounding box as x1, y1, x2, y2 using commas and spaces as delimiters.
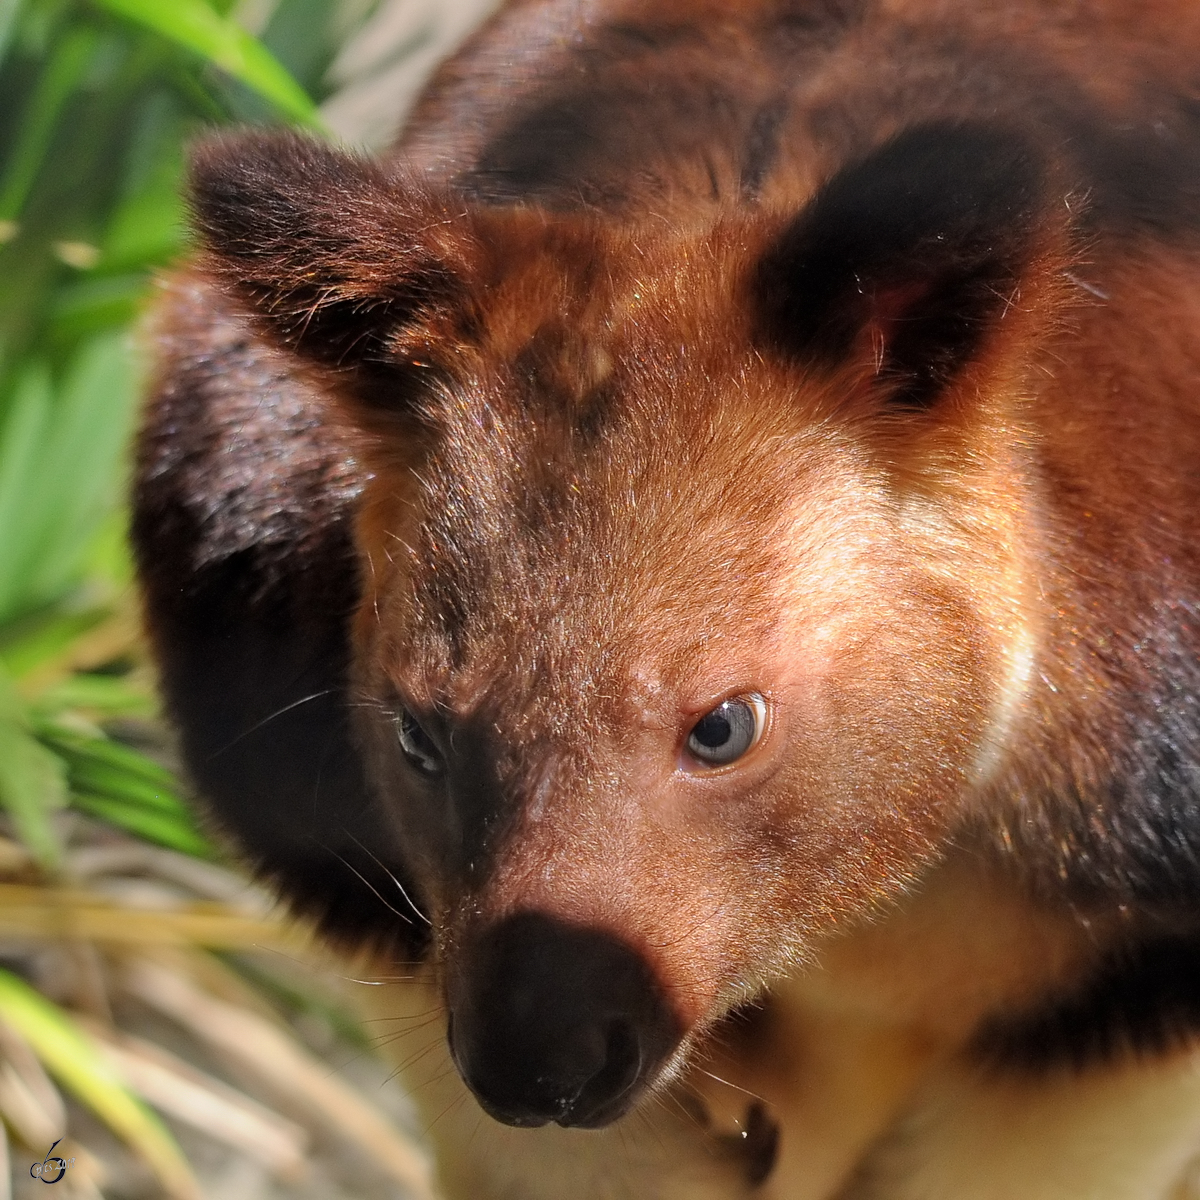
605, 1018, 642, 1087
561, 1019, 643, 1127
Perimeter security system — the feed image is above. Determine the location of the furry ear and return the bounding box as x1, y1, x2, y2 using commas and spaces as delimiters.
754, 122, 1053, 408
188, 131, 479, 406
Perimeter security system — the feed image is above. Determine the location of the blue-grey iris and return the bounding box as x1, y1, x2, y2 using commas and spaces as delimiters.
685, 695, 766, 766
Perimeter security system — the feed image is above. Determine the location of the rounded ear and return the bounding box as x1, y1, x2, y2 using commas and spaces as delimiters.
188, 130, 482, 408
753, 122, 1058, 408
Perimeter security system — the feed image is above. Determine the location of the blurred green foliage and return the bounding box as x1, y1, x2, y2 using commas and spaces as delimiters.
0, 5, 441, 1188
0, 0, 351, 868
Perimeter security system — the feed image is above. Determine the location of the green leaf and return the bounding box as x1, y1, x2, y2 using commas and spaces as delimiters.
0, 334, 140, 623
38, 725, 176, 792
0, 25, 99, 221
0, 608, 109, 680
0, 667, 65, 868
99, 144, 186, 271
67, 756, 180, 815
31, 672, 154, 719
71, 792, 215, 858
0, 361, 53, 619
259, 0, 339, 99
98, 99, 190, 276
0, 0, 21, 73
49, 273, 149, 341
0, 967, 199, 1200
34, 725, 217, 858
79, 506, 134, 592
26, 333, 139, 603
91, 0, 319, 125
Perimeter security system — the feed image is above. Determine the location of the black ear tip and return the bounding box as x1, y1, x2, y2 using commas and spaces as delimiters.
185, 129, 379, 234
186, 129, 293, 237
188, 127, 339, 178
790, 122, 1048, 274
187, 128, 295, 193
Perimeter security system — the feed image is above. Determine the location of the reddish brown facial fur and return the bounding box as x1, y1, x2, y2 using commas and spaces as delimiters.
137, 0, 1200, 1184
175, 121, 1066, 1122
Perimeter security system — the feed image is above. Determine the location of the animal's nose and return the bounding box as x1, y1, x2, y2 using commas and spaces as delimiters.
446, 911, 681, 1128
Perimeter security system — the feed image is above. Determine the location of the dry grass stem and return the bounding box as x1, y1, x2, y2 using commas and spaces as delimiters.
84, 1022, 310, 1181
68, 845, 274, 913
125, 958, 437, 1199
16, 611, 144, 699
0, 884, 312, 951
0, 1015, 66, 1147
0, 1122, 10, 1200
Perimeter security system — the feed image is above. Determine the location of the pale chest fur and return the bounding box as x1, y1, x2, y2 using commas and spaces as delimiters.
357, 855, 1200, 1199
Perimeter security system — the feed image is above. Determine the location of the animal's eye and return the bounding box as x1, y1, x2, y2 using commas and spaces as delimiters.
395, 709, 443, 777
684, 695, 767, 767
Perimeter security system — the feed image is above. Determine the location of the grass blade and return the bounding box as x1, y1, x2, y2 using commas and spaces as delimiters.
21, 333, 139, 608
69, 763, 183, 816
0, 883, 310, 950
0, 967, 199, 1200
28, 673, 154, 720
0, 362, 52, 622
91, 0, 319, 125
0, 27, 99, 222
126, 959, 437, 1198
0, 0, 20, 74
0, 336, 138, 624
72, 795, 215, 859
34, 725, 217, 857
0, 1014, 68, 1149
0, 668, 64, 869
39, 725, 177, 793
86, 1024, 309, 1179
0, 610, 109, 682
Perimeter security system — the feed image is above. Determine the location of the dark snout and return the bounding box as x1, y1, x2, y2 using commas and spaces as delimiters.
447, 912, 682, 1128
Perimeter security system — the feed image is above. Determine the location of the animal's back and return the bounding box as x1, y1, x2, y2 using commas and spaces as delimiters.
402, 0, 1200, 227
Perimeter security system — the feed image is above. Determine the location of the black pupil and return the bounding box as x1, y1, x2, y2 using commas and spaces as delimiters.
692, 711, 733, 748
398, 711, 440, 773
686, 698, 758, 765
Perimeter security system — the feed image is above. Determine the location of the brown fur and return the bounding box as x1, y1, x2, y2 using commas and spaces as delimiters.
134, 0, 1200, 1195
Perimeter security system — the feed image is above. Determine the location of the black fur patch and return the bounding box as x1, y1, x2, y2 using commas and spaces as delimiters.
983, 595, 1200, 905
133, 285, 430, 959
974, 604, 1200, 1066
753, 122, 1046, 407
456, 3, 863, 210
973, 935, 1200, 1073
1052, 91, 1200, 237
597, 20, 704, 54
754, 0, 870, 62
904, 37, 1200, 239
464, 89, 619, 207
